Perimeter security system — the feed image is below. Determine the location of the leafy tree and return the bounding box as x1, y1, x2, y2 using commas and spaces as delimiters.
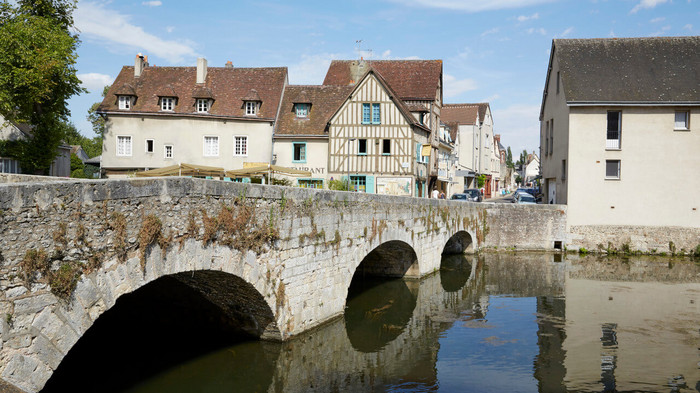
476, 174, 486, 188
0, 0, 84, 174
70, 153, 83, 172
86, 85, 110, 138
61, 121, 101, 158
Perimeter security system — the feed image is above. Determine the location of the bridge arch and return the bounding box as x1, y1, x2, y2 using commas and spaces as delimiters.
442, 230, 476, 255
5, 240, 283, 393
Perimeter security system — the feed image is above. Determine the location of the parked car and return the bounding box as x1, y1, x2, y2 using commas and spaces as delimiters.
514, 191, 537, 204
516, 188, 536, 197
463, 188, 483, 202
450, 193, 469, 201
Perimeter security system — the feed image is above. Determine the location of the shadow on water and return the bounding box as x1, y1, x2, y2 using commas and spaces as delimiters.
42, 273, 275, 393
344, 277, 418, 353
440, 254, 473, 292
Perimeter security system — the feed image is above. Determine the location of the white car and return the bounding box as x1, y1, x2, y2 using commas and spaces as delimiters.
514, 191, 537, 204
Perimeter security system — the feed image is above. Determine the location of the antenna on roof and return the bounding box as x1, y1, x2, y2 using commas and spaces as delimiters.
355, 39, 363, 61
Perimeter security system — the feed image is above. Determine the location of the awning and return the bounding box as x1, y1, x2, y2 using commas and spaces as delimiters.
225, 164, 312, 178
134, 163, 225, 177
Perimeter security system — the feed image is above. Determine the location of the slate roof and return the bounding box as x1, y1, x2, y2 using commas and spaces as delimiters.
441, 104, 479, 125
553, 36, 700, 104
99, 66, 288, 119
275, 85, 354, 136
323, 60, 442, 101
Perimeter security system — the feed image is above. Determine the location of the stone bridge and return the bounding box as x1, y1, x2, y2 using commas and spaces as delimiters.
0, 177, 567, 392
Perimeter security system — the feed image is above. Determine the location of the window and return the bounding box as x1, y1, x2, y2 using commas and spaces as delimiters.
145, 139, 154, 153
245, 101, 257, 116
196, 99, 210, 113
544, 121, 549, 156
204, 136, 219, 156
549, 119, 553, 155
161, 97, 175, 111
357, 139, 368, 155
675, 111, 689, 130
118, 96, 131, 110
607, 111, 621, 149
295, 104, 309, 118
556, 71, 560, 94
605, 160, 620, 179
298, 179, 323, 189
382, 139, 391, 155
234, 136, 247, 156
117, 136, 132, 156
350, 175, 366, 192
0, 158, 20, 174
418, 112, 425, 125
362, 103, 380, 125
293, 142, 306, 163
561, 159, 566, 181
164, 145, 173, 159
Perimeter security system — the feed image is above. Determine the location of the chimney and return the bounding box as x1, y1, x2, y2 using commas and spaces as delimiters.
134, 53, 147, 78
225, 61, 233, 68
196, 57, 208, 84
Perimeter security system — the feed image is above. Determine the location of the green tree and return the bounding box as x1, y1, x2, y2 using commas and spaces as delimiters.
86, 85, 110, 137
0, 0, 84, 174
476, 174, 486, 188
506, 146, 514, 168
70, 153, 83, 172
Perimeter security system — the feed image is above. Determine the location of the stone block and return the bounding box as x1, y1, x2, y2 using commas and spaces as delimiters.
74, 277, 99, 309
13, 294, 56, 315
2, 354, 41, 393
28, 334, 62, 370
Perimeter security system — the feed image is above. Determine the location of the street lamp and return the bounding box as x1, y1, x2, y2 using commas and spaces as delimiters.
347, 138, 355, 191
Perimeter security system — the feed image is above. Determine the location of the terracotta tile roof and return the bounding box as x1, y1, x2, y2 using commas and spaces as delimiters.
554, 36, 700, 103
477, 103, 490, 124
99, 65, 288, 119
323, 60, 442, 101
442, 104, 479, 125
275, 85, 354, 136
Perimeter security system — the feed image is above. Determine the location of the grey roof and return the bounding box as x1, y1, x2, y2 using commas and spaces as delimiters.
554, 37, 700, 104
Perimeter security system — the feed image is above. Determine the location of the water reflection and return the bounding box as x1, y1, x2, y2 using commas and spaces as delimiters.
68, 254, 700, 393
344, 278, 418, 353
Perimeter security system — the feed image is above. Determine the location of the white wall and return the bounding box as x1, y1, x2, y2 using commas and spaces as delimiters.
274, 138, 329, 185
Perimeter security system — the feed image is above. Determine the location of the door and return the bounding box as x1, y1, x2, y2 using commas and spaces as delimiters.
548, 179, 556, 204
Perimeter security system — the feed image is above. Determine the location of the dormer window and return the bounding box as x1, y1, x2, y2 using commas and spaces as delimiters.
295, 103, 310, 118
118, 96, 132, 110
196, 99, 210, 113
161, 97, 175, 111
245, 101, 257, 116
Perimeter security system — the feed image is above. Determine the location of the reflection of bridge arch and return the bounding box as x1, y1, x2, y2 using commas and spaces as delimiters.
11, 240, 282, 392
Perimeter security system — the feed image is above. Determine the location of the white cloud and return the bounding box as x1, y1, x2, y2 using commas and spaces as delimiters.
166, 26, 175, 33
481, 27, 499, 36
517, 13, 539, 22
389, 0, 556, 12
630, 0, 669, 13
443, 74, 478, 98
74, 2, 197, 64
492, 104, 541, 156
684, 24, 693, 30
78, 73, 114, 92
142, 1, 162, 6
555, 26, 574, 38
650, 17, 666, 23
481, 94, 501, 102
649, 25, 671, 36
526, 27, 547, 35
288, 53, 342, 85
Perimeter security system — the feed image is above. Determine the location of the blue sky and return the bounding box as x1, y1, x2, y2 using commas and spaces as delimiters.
69, 0, 698, 154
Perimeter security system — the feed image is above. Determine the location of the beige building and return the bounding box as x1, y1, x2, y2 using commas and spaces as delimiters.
98, 55, 287, 177
0, 114, 70, 177
540, 37, 700, 228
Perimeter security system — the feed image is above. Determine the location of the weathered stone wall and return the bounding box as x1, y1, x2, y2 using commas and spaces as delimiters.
0, 177, 566, 392
568, 225, 700, 254
0, 174, 74, 184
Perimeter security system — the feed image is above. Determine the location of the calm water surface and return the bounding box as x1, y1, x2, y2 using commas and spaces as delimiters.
60, 254, 700, 392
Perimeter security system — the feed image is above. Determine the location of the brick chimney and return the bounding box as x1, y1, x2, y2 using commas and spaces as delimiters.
196, 57, 208, 84
225, 61, 233, 68
134, 53, 148, 78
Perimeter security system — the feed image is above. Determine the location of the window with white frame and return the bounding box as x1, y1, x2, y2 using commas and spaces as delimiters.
118, 96, 131, 110
0, 158, 20, 174
196, 99, 210, 113
145, 139, 154, 153
204, 136, 219, 156
605, 160, 620, 179
674, 111, 689, 130
164, 145, 173, 159
606, 111, 621, 149
295, 103, 309, 118
293, 142, 306, 162
161, 97, 175, 111
117, 136, 132, 156
234, 136, 248, 156
245, 101, 257, 116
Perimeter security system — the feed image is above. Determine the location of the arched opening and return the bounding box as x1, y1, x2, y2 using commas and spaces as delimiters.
344, 241, 419, 353
442, 231, 474, 255
42, 271, 278, 393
